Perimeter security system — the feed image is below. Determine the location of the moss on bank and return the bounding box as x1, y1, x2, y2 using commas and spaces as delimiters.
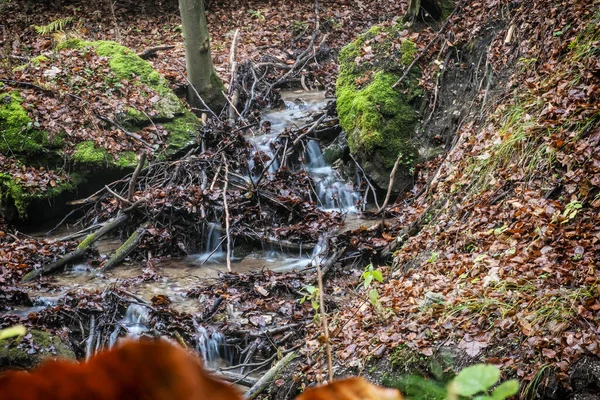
163, 109, 200, 156
73, 141, 108, 166
336, 22, 422, 171
56, 39, 184, 119
0, 330, 75, 370
0, 91, 48, 155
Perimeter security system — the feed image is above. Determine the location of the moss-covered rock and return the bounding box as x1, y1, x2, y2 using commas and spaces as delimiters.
0, 40, 201, 223
0, 330, 75, 371
163, 109, 201, 157
336, 22, 423, 190
0, 91, 48, 156
57, 39, 185, 120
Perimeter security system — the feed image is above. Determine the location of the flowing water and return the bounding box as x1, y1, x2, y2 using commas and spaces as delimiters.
7, 90, 372, 368
248, 90, 360, 212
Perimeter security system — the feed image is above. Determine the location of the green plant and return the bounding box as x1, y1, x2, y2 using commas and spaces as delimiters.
561, 199, 582, 224
292, 20, 308, 34
447, 364, 519, 400
247, 9, 265, 21
427, 252, 439, 263
300, 284, 320, 314
33, 17, 74, 35
361, 263, 385, 312
362, 263, 383, 289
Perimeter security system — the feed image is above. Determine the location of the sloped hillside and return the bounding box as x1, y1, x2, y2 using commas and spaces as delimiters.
301, 1, 599, 398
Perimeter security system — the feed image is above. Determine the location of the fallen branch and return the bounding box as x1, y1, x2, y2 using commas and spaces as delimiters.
22, 213, 129, 282
137, 45, 175, 59
128, 152, 147, 202
99, 222, 150, 272
245, 351, 297, 399
222, 155, 232, 272
229, 323, 302, 338
217, 370, 259, 387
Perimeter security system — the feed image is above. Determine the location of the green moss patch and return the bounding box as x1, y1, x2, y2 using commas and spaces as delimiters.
56, 39, 184, 119
116, 151, 138, 168
336, 22, 422, 173
73, 141, 108, 166
163, 109, 200, 156
0, 330, 75, 370
0, 91, 48, 155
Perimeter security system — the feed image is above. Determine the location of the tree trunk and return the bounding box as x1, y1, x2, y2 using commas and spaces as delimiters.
178, 0, 225, 111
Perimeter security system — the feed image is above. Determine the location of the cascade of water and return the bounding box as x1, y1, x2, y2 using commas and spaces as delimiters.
203, 222, 223, 253
304, 140, 360, 211
248, 92, 360, 213
194, 323, 228, 367
109, 304, 151, 348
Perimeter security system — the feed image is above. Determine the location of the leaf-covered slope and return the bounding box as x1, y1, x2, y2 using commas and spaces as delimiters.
306, 0, 600, 396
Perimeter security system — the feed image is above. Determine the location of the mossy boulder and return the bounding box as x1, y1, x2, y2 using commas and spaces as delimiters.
336, 22, 423, 191
0, 330, 75, 371
0, 40, 201, 223
0, 91, 49, 156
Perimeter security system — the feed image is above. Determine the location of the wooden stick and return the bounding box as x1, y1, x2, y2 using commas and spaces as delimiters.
137, 45, 175, 59
376, 153, 402, 214
99, 223, 149, 272
222, 155, 232, 272
245, 351, 297, 399
316, 253, 333, 382
128, 152, 147, 201
22, 214, 129, 281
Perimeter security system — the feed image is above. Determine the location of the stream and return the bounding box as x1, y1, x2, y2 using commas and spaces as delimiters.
7, 90, 369, 369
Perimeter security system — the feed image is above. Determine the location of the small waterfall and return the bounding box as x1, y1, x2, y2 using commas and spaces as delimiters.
194, 322, 229, 367
203, 222, 223, 253
109, 304, 151, 348
305, 140, 360, 211
248, 92, 360, 213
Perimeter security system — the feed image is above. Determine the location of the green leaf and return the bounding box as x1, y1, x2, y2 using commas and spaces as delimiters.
364, 274, 373, 289
372, 270, 384, 282
452, 364, 500, 396
0, 325, 26, 341
492, 380, 519, 400
311, 300, 319, 311
473, 396, 494, 400
305, 285, 316, 294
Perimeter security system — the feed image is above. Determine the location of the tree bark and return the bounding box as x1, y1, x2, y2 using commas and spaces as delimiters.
178, 0, 225, 111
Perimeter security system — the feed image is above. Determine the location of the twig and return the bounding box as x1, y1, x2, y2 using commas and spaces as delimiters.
104, 185, 131, 205
349, 154, 380, 210
228, 29, 240, 125
316, 251, 333, 382
376, 153, 402, 214
94, 111, 154, 150
128, 152, 147, 201
173, 61, 218, 119
107, 0, 121, 41
199, 236, 227, 266
222, 154, 232, 272
391, 0, 463, 89
292, 113, 327, 147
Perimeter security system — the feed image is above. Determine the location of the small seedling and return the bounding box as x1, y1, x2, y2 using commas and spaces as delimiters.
447, 364, 519, 400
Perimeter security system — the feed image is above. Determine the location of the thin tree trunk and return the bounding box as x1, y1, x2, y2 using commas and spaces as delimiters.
178, 0, 224, 110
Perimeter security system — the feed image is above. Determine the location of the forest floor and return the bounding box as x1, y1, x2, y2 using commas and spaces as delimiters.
1, 0, 600, 399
